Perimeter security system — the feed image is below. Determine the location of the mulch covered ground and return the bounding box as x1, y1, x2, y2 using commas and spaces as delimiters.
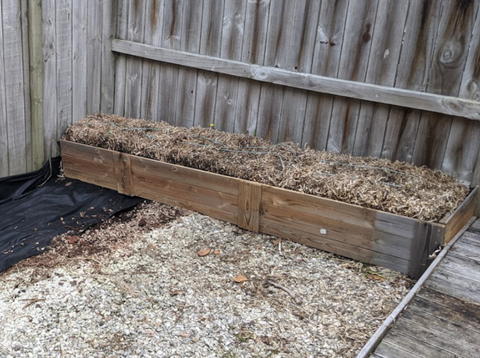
63, 114, 469, 222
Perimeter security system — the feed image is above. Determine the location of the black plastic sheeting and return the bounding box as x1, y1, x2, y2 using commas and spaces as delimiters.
0, 157, 143, 273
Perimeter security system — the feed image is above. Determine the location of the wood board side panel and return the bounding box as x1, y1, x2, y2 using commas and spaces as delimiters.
440, 187, 478, 244
238, 180, 261, 232
132, 171, 238, 225
113, 152, 134, 196
62, 155, 117, 190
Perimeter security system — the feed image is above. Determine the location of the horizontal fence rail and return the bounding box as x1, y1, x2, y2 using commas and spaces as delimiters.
112, 39, 480, 121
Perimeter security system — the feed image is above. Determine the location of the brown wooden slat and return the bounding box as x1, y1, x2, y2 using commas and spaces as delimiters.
60, 141, 116, 166
259, 218, 410, 275
440, 187, 478, 243
113, 152, 134, 196
130, 155, 239, 196
133, 171, 238, 224
62, 154, 117, 190
238, 180, 261, 232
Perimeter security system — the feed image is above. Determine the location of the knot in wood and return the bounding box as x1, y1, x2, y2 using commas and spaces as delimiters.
438, 42, 463, 68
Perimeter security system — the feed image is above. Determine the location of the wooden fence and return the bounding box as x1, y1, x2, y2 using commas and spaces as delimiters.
1, 0, 480, 196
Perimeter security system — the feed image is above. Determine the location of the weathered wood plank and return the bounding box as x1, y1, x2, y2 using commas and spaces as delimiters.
62, 155, 118, 190
449, 240, 480, 263
111, 39, 480, 121
353, 0, 409, 158
277, 1, 317, 143
234, 0, 270, 136
214, 0, 247, 133
255, 0, 287, 143
133, 172, 238, 224
20, 0, 32, 172
374, 338, 435, 358
55, 0, 72, 141
113, 153, 134, 196
174, 0, 202, 128
113, 0, 129, 115
302, 0, 349, 151
100, 0, 115, 114
129, 155, 239, 196
86, 0, 103, 115
413, 1, 479, 169
238, 181, 261, 232
139, 0, 162, 121
123, 0, 146, 119
440, 187, 478, 243
415, 286, 480, 330
60, 141, 117, 167
327, 0, 378, 154
381, 1, 444, 162
426, 266, 480, 305
72, 0, 87, 122
3, 0, 29, 174
0, 0, 8, 176
394, 309, 480, 356
193, 0, 224, 128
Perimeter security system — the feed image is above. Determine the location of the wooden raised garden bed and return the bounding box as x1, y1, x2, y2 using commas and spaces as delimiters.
60, 140, 477, 279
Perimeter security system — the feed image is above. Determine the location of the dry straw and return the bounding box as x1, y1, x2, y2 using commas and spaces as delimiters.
63, 114, 469, 222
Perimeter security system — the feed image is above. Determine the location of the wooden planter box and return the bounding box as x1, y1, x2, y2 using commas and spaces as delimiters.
60, 140, 477, 279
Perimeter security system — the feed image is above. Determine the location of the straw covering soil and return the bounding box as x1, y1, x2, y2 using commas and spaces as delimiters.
63, 114, 469, 221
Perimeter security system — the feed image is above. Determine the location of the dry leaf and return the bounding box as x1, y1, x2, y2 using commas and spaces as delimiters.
197, 248, 211, 257
233, 273, 248, 283
213, 249, 220, 255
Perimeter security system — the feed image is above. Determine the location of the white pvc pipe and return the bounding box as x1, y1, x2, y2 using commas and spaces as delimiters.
356, 216, 477, 358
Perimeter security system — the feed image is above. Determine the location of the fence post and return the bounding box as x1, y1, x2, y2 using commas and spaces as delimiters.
100, 0, 115, 114
27, 0, 44, 170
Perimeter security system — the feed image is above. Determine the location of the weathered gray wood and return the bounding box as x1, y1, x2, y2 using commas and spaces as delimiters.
214, 0, 247, 133
123, 0, 146, 119
3, 0, 29, 174
277, 1, 318, 143
302, 0, 349, 151
86, 0, 103, 115
27, 0, 44, 171
193, 0, 224, 128
111, 39, 480, 122
140, 0, 164, 122
55, 0, 72, 143
174, 0, 202, 128
256, 0, 288, 142
353, 0, 409, 158
20, 0, 32, 172
100, 0, 115, 114
413, 1, 479, 170
0, 0, 8, 176
426, 266, 480, 305
72, 0, 87, 122
381, 1, 444, 162
327, 0, 378, 154
113, 0, 129, 115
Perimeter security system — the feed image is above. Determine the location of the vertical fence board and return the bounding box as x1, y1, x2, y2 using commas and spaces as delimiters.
256, 0, 292, 142
100, 0, 115, 114
140, 0, 164, 122
277, 1, 319, 144
413, 1, 478, 169
234, 0, 270, 136
175, 0, 203, 128
55, 0, 72, 143
214, 0, 247, 133
327, 0, 378, 154
113, 0, 129, 115
123, 0, 146, 119
86, 0, 103, 115
302, 0, 349, 150
194, 0, 224, 128
72, 1, 87, 122
353, 0, 409, 158
42, 0, 58, 160
0, 1, 8, 176
2, 0, 29, 174
381, 1, 444, 163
